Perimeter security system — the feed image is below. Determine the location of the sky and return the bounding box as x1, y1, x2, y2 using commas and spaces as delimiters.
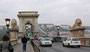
0, 0, 90, 26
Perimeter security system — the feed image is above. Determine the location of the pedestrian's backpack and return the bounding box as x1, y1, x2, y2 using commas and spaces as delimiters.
8, 42, 14, 52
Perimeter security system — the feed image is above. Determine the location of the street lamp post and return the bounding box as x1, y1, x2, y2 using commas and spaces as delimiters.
5, 18, 10, 35
26, 26, 28, 30
57, 26, 60, 36
25, 26, 28, 36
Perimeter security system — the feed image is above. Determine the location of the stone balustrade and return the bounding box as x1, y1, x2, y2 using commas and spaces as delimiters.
80, 37, 90, 46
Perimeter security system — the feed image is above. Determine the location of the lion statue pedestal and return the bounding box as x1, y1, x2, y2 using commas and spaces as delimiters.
70, 18, 90, 46
70, 18, 85, 37
10, 19, 18, 40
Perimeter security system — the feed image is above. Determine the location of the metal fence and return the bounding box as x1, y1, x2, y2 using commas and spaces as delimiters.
31, 40, 41, 52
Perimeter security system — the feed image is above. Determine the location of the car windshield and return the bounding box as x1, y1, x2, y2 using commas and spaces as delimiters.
62, 37, 68, 41
67, 39, 71, 41
72, 38, 80, 41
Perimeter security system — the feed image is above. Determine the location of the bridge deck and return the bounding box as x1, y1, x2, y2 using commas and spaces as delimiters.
14, 43, 34, 52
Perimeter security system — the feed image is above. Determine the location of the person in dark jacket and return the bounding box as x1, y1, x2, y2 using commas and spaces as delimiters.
21, 35, 28, 52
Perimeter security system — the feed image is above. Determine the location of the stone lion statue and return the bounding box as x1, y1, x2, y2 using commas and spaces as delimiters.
72, 18, 82, 29
11, 19, 17, 29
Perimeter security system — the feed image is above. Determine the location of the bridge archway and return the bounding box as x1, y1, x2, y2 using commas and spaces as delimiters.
25, 22, 32, 36
17, 11, 39, 36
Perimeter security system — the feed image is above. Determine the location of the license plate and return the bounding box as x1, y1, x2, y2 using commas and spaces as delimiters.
45, 42, 49, 44
75, 42, 78, 43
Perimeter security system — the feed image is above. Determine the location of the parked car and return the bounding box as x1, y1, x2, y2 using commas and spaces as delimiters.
62, 37, 81, 47
39, 38, 52, 47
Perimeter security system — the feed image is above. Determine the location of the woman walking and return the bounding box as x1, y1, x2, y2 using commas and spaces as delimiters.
0, 34, 14, 52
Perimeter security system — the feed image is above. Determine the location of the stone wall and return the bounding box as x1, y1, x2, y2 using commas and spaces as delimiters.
80, 37, 90, 46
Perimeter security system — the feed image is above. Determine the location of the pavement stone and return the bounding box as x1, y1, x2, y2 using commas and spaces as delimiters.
14, 43, 34, 52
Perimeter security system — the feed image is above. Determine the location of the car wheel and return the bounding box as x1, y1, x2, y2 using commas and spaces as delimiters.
52, 41, 54, 43
40, 44, 42, 47
68, 43, 70, 47
50, 45, 52, 47
63, 43, 65, 47
78, 45, 80, 48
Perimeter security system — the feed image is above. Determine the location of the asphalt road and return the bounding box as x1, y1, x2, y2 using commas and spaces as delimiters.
34, 40, 90, 52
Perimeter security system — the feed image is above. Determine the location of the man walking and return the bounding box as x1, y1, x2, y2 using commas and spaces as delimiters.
21, 35, 28, 52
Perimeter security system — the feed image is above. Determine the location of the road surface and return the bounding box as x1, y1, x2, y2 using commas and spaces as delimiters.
34, 40, 90, 52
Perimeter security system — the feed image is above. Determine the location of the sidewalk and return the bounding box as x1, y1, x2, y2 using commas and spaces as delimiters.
14, 43, 34, 52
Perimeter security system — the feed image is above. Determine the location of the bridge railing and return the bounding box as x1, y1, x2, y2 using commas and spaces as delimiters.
80, 37, 90, 47
31, 40, 41, 52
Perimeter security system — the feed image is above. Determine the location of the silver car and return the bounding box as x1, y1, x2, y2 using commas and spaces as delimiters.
39, 38, 52, 47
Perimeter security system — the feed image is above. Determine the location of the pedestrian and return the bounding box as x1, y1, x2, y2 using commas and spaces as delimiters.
21, 35, 28, 52
0, 34, 14, 52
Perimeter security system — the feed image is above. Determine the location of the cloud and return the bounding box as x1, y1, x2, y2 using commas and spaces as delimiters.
0, 0, 90, 26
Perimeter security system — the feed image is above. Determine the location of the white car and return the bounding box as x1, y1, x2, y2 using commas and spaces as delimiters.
62, 37, 81, 47
39, 38, 52, 47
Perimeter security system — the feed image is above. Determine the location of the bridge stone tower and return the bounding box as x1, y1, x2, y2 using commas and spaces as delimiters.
17, 11, 39, 37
